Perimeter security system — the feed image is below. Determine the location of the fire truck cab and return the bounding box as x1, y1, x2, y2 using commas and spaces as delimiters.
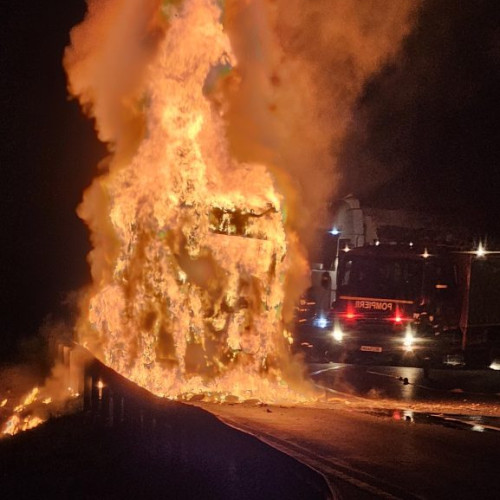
313, 243, 500, 367
328, 244, 462, 364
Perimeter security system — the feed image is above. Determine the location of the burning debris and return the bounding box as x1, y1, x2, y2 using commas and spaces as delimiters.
0, 363, 81, 438
0, 344, 91, 438
63, 0, 417, 403
2, 387, 48, 437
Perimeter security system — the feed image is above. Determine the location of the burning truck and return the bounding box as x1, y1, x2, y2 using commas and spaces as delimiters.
61, 0, 419, 403
66, 0, 304, 402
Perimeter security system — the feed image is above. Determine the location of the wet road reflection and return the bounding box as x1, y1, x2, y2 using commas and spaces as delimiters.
365, 408, 500, 433
309, 362, 500, 433
309, 362, 500, 405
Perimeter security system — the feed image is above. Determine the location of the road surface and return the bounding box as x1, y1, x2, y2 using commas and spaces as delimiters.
200, 362, 500, 499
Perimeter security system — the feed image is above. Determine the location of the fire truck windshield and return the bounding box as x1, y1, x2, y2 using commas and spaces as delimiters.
339, 256, 423, 301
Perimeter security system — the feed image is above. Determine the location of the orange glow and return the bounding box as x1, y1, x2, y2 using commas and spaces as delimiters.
14, 387, 39, 413
65, 0, 308, 404
2, 415, 45, 436
1, 361, 83, 438
2, 415, 21, 436
64, 0, 419, 404
1, 387, 46, 437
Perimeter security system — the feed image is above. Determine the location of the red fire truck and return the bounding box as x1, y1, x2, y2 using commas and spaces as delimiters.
299, 243, 500, 367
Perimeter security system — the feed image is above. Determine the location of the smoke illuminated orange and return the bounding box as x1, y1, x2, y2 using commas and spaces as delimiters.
65, 0, 417, 403
65, 0, 308, 403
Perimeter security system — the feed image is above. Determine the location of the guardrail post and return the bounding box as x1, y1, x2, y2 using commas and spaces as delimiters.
83, 374, 93, 412
108, 393, 114, 427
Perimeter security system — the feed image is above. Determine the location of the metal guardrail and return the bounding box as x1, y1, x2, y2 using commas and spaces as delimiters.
56, 343, 333, 499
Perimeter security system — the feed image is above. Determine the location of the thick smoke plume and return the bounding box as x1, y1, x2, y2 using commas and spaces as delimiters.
223, 0, 417, 225
222, 0, 418, 311
64, 0, 417, 401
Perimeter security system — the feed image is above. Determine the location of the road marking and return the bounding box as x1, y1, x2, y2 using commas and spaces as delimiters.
366, 369, 500, 397
309, 365, 345, 376
216, 415, 418, 500
431, 414, 500, 432
366, 369, 402, 380
313, 383, 373, 404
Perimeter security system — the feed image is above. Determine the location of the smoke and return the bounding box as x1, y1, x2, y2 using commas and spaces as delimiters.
64, 0, 166, 288
63, 0, 418, 400
64, 0, 165, 156
223, 0, 418, 234
221, 0, 418, 315
65, 0, 418, 253
339, 0, 498, 227
0, 317, 89, 438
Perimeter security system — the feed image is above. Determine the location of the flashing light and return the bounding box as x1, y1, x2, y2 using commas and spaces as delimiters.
422, 248, 430, 259
330, 227, 340, 236
394, 314, 403, 324
475, 242, 487, 258
346, 312, 356, 320
314, 315, 328, 329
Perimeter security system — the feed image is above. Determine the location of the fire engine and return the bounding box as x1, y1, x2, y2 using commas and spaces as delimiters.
297, 242, 500, 368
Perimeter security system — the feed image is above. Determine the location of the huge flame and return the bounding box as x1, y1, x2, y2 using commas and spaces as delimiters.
65, 0, 417, 402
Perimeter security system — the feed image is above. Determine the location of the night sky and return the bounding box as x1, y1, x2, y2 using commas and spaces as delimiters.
339, 1, 500, 233
1, 1, 499, 358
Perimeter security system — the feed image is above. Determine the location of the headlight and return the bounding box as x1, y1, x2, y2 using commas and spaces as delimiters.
403, 328, 414, 351
332, 321, 344, 342
333, 330, 343, 342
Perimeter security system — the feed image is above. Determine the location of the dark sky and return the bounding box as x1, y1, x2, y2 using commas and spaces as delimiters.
339, 0, 500, 234
0, 0, 499, 357
0, 1, 105, 356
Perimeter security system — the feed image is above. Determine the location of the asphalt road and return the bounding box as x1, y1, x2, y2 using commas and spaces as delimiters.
200, 362, 500, 499
2, 359, 499, 499
308, 362, 500, 413
202, 399, 500, 499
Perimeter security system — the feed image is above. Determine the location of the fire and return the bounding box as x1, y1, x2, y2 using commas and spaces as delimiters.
2, 414, 45, 437
1, 387, 46, 437
65, 1, 418, 403
65, 0, 303, 403
0, 383, 79, 438
14, 387, 39, 413
0, 359, 85, 438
